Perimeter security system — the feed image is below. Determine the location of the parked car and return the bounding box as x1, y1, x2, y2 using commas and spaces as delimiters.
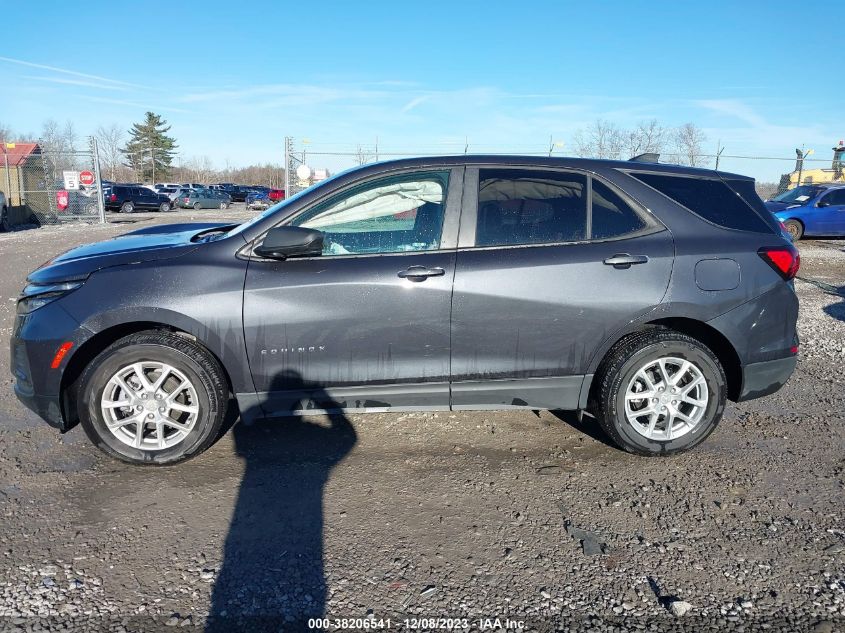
177, 189, 232, 209
105, 185, 172, 213
180, 183, 206, 190
11, 156, 799, 464
245, 190, 273, 210
0, 189, 8, 231
0, 191, 11, 231
157, 187, 180, 202
154, 182, 182, 190
765, 184, 845, 240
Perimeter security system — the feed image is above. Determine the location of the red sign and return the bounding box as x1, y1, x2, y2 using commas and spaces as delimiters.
79, 170, 95, 186
56, 190, 69, 211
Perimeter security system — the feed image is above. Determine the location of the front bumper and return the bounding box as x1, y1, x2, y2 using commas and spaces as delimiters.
737, 355, 797, 402
10, 303, 91, 432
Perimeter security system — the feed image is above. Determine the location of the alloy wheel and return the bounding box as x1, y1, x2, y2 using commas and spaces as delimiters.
624, 356, 708, 441
100, 361, 200, 451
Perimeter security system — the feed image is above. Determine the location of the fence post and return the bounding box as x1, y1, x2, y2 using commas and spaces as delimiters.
284, 137, 291, 196
91, 136, 106, 223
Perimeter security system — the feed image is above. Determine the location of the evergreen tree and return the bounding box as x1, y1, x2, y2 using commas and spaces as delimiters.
123, 112, 177, 182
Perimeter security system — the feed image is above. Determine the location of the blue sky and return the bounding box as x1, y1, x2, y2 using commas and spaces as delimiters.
2, 0, 843, 181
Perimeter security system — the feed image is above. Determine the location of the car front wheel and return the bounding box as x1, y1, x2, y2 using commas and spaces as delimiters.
159, 202, 170, 213
592, 329, 726, 456
77, 331, 228, 465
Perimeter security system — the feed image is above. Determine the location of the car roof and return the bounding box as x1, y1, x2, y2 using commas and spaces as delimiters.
336, 154, 752, 181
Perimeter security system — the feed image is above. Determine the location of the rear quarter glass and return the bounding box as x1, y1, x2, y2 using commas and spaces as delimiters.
629, 172, 775, 234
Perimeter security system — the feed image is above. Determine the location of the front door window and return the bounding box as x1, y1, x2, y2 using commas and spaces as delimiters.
290, 171, 450, 255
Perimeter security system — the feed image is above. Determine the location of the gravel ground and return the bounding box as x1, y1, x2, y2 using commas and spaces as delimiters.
0, 209, 842, 632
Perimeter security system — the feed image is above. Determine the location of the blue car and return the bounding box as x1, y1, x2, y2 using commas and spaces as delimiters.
766, 184, 845, 240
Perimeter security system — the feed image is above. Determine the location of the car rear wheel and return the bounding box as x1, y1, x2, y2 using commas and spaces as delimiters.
159, 202, 170, 213
121, 201, 134, 213
77, 331, 228, 465
783, 219, 803, 241
592, 329, 726, 456
193, 202, 202, 210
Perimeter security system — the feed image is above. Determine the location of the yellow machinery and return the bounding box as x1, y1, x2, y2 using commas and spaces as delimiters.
786, 142, 845, 189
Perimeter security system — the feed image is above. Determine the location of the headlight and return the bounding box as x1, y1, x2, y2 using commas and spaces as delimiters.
17, 281, 84, 315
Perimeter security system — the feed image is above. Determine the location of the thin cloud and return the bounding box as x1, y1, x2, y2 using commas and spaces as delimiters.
80, 95, 192, 114
23, 75, 130, 92
0, 56, 145, 89
401, 95, 429, 113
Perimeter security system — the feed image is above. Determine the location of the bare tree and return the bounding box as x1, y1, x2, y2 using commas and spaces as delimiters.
353, 144, 376, 166
184, 155, 216, 183
95, 124, 126, 181
571, 120, 625, 160
672, 122, 708, 167
624, 119, 668, 158
0, 122, 13, 144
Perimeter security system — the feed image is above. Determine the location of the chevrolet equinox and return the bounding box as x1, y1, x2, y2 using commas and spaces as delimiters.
11, 156, 800, 464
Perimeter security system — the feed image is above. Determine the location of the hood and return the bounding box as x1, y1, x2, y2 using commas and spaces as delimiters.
764, 200, 802, 214
27, 222, 234, 284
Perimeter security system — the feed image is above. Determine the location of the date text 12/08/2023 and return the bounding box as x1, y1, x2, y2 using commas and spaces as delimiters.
307, 617, 527, 630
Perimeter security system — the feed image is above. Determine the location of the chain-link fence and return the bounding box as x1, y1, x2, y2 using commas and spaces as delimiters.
281, 137, 845, 203
1, 136, 104, 227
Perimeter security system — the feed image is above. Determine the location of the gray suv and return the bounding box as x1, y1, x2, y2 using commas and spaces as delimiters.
11, 156, 799, 464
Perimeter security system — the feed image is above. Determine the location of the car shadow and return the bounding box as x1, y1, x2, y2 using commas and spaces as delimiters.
549, 409, 617, 449
206, 370, 357, 632
798, 277, 845, 322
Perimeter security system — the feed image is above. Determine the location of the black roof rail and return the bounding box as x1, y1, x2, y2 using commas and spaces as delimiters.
629, 152, 660, 163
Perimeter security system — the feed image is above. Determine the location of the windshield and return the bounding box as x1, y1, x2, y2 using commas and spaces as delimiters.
771, 185, 822, 204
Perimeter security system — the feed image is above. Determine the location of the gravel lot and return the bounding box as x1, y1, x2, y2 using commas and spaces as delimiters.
0, 208, 842, 632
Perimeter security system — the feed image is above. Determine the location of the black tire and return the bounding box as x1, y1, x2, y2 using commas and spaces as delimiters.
193, 202, 202, 210
77, 331, 228, 465
219, 202, 228, 209
592, 329, 726, 456
0, 206, 9, 232
783, 219, 803, 241
159, 202, 170, 213
121, 201, 134, 214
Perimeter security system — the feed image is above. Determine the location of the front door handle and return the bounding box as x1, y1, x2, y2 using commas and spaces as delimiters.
397, 266, 446, 281
603, 254, 649, 268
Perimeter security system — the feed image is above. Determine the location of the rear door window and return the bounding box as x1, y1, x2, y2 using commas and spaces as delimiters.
629, 172, 773, 233
476, 169, 587, 246
591, 179, 646, 239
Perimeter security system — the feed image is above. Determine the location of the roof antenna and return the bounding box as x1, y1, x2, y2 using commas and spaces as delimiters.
629, 152, 660, 163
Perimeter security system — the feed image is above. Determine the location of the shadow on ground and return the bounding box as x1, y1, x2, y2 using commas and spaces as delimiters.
206, 370, 357, 632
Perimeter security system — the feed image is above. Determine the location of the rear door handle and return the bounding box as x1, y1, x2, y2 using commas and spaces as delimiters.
397, 266, 446, 281
603, 254, 649, 268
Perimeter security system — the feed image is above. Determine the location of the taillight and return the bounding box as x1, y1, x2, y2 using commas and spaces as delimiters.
184, 197, 190, 203
758, 246, 800, 280
109, 193, 117, 202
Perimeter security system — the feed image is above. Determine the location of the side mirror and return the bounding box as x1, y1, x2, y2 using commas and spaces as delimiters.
818, 200, 830, 208
254, 226, 323, 260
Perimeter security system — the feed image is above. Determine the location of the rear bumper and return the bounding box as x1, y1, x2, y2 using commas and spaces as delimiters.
737, 355, 797, 402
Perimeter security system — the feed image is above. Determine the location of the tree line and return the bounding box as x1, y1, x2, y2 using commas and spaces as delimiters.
0, 115, 285, 188
571, 119, 709, 166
